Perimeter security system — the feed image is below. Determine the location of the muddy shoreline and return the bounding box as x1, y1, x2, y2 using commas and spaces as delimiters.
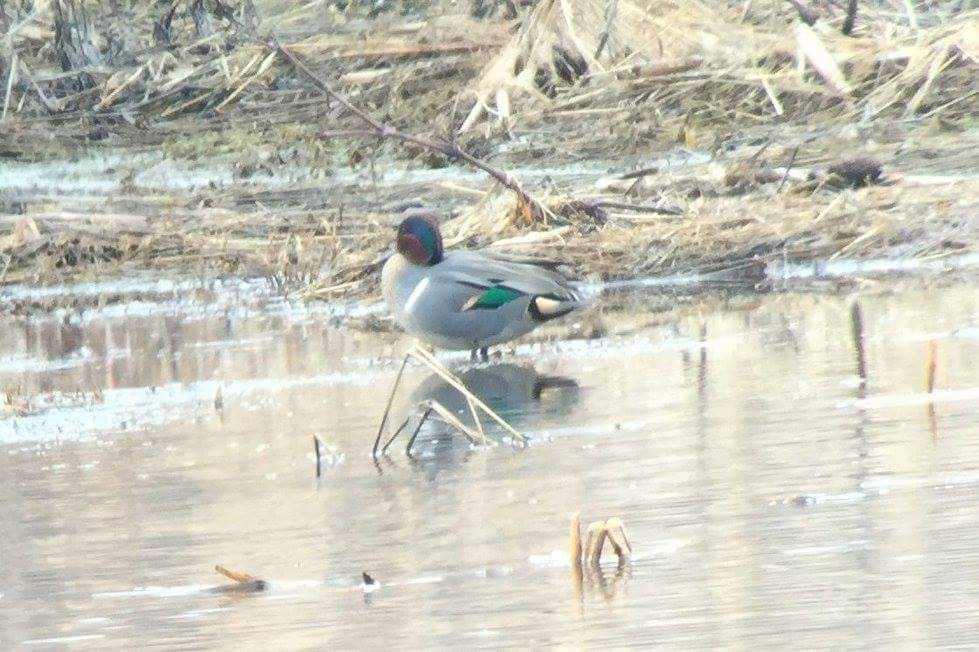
1, 122, 976, 300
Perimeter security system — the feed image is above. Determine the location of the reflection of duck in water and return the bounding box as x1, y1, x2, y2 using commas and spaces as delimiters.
401, 363, 578, 457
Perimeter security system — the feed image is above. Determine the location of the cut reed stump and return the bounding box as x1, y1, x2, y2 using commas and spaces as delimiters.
569, 513, 632, 568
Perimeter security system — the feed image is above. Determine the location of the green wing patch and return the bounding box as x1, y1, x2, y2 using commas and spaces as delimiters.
461, 286, 525, 311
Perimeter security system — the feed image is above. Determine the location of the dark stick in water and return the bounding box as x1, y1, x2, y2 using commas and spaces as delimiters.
850, 302, 867, 395
373, 354, 410, 459
381, 417, 411, 456
313, 435, 323, 477
404, 406, 434, 458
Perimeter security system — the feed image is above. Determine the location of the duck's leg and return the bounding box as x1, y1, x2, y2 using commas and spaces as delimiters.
479, 347, 489, 362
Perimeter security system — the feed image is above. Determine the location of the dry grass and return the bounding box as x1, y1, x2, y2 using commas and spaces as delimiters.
0, 0, 976, 296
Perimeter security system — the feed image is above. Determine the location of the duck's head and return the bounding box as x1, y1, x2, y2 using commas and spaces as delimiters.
396, 209, 443, 266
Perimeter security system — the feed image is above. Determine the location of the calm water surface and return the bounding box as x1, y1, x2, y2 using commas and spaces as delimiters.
1, 279, 978, 649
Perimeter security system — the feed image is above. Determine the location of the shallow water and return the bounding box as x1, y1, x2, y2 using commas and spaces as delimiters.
2, 279, 978, 648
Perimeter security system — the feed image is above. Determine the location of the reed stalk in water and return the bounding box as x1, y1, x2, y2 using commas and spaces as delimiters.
372, 344, 526, 458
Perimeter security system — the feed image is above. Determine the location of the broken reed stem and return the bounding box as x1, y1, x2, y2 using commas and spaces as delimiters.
372, 345, 526, 457
428, 399, 483, 444
569, 512, 582, 566
464, 395, 488, 445
926, 341, 937, 394
214, 564, 268, 592
570, 515, 632, 569
215, 50, 278, 113
96, 63, 144, 110
215, 564, 256, 583
410, 345, 526, 443
603, 517, 632, 558
584, 522, 608, 566
271, 39, 551, 220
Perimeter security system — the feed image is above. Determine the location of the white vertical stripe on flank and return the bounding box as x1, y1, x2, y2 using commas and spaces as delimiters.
404, 277, 430, 315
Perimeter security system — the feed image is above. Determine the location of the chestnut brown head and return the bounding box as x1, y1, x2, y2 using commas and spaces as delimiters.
395, 209, 443, 266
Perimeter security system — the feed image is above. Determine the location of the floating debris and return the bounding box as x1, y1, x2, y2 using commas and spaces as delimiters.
212, 565, 268, 593
361, 571, 379, 604
361, 572, 379, 592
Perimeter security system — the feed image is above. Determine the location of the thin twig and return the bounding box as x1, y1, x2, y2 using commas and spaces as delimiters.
373, 353, 410, 458
618, 166, 659, 180
381, 416, 411, 455
777, 145, 800, 193
590, 199, 683, 216
271, 39, 552, 220
404, 406, 432, 457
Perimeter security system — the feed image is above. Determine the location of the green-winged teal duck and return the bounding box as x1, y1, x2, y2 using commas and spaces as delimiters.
381, 209, 581, 360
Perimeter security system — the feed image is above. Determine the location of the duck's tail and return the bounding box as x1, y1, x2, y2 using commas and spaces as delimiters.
529, 294, 584, 322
